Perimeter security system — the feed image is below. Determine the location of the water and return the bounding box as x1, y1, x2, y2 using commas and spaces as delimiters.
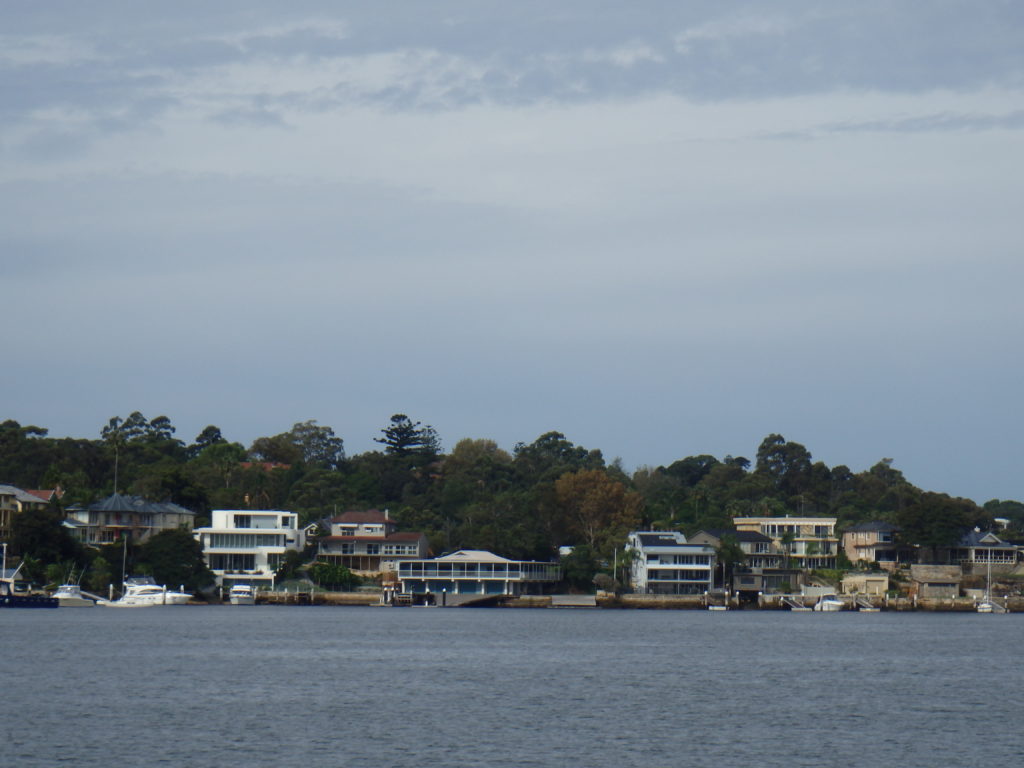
2, 607, 1021, 767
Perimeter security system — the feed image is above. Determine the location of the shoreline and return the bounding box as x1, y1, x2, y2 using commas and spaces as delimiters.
246, 591, 1018, 612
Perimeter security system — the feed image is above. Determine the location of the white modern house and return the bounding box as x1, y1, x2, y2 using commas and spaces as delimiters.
397, 550, 560, 599
627, 531, 716, 595
194, 510, 305, 589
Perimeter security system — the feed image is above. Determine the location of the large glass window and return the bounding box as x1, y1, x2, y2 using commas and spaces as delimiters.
210, 533, 284, 549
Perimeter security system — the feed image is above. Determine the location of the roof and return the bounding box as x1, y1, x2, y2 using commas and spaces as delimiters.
910, 565, 962, 583
958, 530, 1013, 548
435, 550, 514, 563
632, 532, 691, 549
846, 521, 900, 533
0, 484, 50, 505
331, 509, 391, 524
88, 493, 195, 516
695, 528, 774, 543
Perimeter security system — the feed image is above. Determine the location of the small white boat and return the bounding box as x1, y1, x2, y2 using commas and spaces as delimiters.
813, 595, 844, 612
99, 577, 192, 607
228, 584, 256, 605
977, 599, 997, 614
53, 584, 98, 607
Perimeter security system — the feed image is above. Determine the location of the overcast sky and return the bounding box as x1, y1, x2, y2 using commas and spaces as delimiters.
3, 2, 1023, 504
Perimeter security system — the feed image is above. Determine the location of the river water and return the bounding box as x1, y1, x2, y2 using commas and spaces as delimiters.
1, 606, 1021, 767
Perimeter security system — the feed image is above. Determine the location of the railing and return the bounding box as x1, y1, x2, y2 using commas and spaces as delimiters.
397, 567, 560, 581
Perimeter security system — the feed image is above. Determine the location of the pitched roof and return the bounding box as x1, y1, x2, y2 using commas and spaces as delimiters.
435, 550, 514, 563
959, 530, 1012, 548
0, 484, 50, 505
332, 509, 390, 524
88, 493, 195, 516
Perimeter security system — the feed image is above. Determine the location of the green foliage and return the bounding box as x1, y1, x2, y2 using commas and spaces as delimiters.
8, 504, 82, 566
2, 416, 1019, 584
136, 529, 214, 593
309, 561, 360, 591
375, 414, 441, 458
559, 545, 599, 592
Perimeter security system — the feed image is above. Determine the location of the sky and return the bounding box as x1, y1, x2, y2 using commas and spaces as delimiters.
3, 1, 1023, 504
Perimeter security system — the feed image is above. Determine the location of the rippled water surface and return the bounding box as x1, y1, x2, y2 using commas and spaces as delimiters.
2, 606, 1021, 767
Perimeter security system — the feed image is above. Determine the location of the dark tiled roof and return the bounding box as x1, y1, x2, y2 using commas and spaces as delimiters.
331, 509, 390, 524
637, 533, 686, 548
88, 493, 195, 516
958, 530, 1013, 548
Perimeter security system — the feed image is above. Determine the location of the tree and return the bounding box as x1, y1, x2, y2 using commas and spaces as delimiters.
715, 533, 746, 589
375, 414, 441, 458
779, 529, 796, 569
559, 545, 599, 592
249, 420, 345, 468
554, 469, 643, 557
755, 434, 814, 498
8, 503, 81, 567
289, 420, 345, 468
309, 561, 359, 591
136, 529, 214, 593
188, 425, 226, 458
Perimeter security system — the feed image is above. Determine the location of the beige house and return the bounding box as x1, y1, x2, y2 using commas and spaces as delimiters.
0, 484, 52, 541
64, 493, 195, 544
733, 516, 838, 569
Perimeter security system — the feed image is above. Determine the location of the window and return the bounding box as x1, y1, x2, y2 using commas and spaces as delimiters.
366, 544, 380, 555
234, 514, 252, 529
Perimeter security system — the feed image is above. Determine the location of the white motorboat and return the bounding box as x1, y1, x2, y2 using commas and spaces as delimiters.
813, 595, 844, 612
53, 584, 99, 607
228, 584, 256, 605
99, 577, 192, 607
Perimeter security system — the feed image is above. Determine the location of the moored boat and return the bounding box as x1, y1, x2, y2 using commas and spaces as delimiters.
98, 576, 192, 607
813, 595, 844, 612
53, 584, 99, 607
228, 583, 256, 605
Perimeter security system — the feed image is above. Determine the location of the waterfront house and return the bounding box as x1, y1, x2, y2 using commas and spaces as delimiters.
689, 529, 781, 569
733, 516, 838, 569
909, 564, 962, 599
316, 509, 429, 575
943, 530, 1017, 575
689, 529, 799, 595
397, 550, 560, 599
627, 531, 715, 595
0, 484, 52, 541
194, 509, 305, 589
841, 521, 912, 569
64, 493, 196, 545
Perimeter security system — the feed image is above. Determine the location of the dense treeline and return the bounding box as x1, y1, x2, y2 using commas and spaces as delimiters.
3, 415, 1022, 577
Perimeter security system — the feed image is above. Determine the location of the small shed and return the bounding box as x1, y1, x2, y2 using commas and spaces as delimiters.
910, 565, 962, 599
841, 572, 889, 596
